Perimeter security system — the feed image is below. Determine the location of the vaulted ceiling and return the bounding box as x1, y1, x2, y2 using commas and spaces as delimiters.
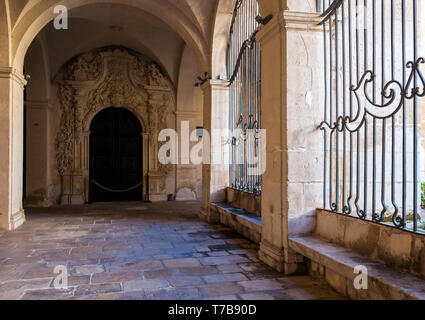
10, 0, 221, 72
32, 3, 188, 85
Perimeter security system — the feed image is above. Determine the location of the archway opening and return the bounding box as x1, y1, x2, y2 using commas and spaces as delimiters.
89, 107, 143, 202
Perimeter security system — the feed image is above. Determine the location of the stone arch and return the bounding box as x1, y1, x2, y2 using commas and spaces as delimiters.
55, 47, 175, 204
210, 0, 236, 78
11, 0, 209, 73
0, 1, 11, 66
210, 0, 282, 77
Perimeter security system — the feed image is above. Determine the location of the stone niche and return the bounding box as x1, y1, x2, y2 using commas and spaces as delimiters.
54, 47, 175, 204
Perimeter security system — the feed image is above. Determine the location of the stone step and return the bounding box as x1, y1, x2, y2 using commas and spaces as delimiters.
289, 235, 425, 300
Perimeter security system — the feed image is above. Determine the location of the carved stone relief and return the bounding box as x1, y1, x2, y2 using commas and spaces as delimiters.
55, 47, 175, 204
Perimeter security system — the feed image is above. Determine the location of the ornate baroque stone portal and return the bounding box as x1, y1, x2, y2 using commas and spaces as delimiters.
55, 47, 174, 204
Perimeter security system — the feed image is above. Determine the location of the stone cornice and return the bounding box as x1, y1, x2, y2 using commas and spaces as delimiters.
256, 10, 322, 43
283, 11, 322, 32
25, 100, 51, 110
0, 67, 27, 88
174, 111, 199, 118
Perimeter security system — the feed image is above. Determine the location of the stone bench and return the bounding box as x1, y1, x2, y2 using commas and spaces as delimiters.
210, 202, 261, 244
289, 235, 425, 300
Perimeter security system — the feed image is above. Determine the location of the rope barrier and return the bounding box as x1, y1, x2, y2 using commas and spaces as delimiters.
91, 180, 143, 193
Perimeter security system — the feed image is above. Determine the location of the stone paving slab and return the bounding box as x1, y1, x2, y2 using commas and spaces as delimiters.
0, 202, 345, 300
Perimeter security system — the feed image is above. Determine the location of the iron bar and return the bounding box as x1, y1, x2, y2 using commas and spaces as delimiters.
228, 0, 262, 195
319, 0, 424, 233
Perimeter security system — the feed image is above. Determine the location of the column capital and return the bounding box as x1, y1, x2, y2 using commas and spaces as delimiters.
200, 79, 229, 93
0, 67, 27, 88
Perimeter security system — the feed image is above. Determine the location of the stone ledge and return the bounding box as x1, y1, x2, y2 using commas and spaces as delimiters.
289, 235, 425, 300
316, 209, 425, 280
211, 202, 261, 244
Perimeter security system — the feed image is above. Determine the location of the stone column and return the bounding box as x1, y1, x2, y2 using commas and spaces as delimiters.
199, 79, 229, 223
256, 9, 322, 273
0, 68, 27, 230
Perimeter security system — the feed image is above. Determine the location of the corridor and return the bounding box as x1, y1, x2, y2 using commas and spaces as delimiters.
0, 202, 343, 300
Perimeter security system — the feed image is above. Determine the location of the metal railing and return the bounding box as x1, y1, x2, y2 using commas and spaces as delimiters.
228, 0, 262, 195
319, 0, 425, 232
317, 0, 332, 13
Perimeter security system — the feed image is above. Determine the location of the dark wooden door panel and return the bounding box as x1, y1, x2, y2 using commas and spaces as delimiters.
89, 107, 143, 202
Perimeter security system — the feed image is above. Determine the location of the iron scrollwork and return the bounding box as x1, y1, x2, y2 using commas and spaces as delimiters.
320, 58, 425, 228
320, 58, 425, 134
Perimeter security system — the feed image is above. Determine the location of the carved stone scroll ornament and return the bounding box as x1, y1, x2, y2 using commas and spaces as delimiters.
55, 85, 75, 175
54, 47, 175, 204
62, 53, 102, 81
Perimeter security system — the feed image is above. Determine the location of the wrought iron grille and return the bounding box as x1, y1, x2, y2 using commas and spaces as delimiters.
319, 0, 425, 232
228, 0, 262, 195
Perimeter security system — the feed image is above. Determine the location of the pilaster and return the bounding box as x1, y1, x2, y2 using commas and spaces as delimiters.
146, 87, 170, 202
199, 79, 229, 223
256, 10, 322, 273
24, 100, 51, 206
0, 67, 27, 230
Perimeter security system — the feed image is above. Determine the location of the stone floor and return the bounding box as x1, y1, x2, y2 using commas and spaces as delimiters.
0, 202, 344, 300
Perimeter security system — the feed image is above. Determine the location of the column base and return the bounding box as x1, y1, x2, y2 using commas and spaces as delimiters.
258, 240, 285, 272
8, 209, 26, 231
258, 239, 306, 274
199, 205, 220, 224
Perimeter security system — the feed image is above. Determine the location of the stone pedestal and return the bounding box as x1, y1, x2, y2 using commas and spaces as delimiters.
60, 173, 86, 205
147, 171, 167, 202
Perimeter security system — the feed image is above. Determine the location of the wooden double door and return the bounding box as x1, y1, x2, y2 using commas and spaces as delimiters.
89, 107, 143, 202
